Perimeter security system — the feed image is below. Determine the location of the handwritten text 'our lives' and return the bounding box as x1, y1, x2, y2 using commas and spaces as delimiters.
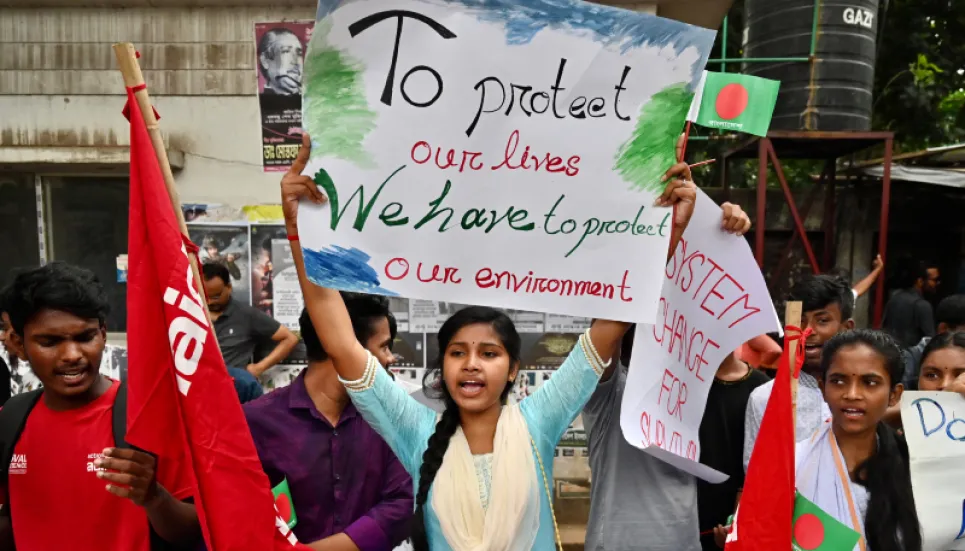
639, 236, 763, 459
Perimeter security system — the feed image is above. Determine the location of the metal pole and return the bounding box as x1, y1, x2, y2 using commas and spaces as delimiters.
810, 0, 822, 57
873, 138, 893, 327
766, 141, 821, 273
721, 16, 728, 73
822, 160, 837, 270
756, 139, 767, 268
771, 177, 823, 283
707, 56, 811, 64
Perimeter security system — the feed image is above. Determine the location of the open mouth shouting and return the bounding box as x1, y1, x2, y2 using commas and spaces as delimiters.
840, 407, 866, 420
804, 342, 823, 362
456, 378, 486, 399
53, 365, 92, 387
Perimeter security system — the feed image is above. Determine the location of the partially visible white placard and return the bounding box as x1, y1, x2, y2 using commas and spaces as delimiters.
901, 391, 965, 551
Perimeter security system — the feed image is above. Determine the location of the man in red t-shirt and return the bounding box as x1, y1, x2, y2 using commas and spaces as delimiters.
0, 262, 200, 550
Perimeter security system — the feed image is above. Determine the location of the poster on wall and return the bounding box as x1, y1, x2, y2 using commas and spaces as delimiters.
271, 239, 303, 330
251, 225, 289, 317
521, 333, 579, 370
391, 331, 425, 368
188, 224, 252, 305
255, 21, 314, 172
296, 0, 715, 323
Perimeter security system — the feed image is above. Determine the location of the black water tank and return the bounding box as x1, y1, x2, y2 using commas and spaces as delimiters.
742, 0, 879, 131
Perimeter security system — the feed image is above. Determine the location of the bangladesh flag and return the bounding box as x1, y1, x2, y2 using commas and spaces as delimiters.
686, 71, 780, 137
272, 478, 298, 530
792, 492, 861, 551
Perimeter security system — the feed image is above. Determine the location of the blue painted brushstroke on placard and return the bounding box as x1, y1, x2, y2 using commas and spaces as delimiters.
316, 0, 714, 60
303, 245, 398, 296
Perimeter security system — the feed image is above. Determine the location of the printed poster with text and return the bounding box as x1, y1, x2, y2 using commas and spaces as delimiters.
297, 0, 716, 322
256, 21, 314, 172
620, 191, 780, 482
901, 392, 965, 551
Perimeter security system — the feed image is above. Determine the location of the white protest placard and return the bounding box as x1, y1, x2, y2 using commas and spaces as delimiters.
296, 0, 715, 323
901, 391, 965, 551
620, 191, 781, 482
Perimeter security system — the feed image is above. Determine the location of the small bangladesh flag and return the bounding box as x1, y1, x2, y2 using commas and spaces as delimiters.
686, 71, 780, 137
272, 478, 298, 530
792, 492, 861, 551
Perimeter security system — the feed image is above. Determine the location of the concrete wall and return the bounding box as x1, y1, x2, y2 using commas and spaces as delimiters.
1, 6, 312, 206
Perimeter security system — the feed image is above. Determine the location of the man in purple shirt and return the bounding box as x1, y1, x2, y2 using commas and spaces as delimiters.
244, 293, 413, 550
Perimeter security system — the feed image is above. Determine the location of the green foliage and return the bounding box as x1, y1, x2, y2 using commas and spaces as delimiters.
873, 0, 965, 150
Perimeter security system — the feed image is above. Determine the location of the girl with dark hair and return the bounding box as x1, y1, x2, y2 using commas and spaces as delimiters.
916, 331, 965, 392
796, 329, 922, 551
279, 133, 703, 551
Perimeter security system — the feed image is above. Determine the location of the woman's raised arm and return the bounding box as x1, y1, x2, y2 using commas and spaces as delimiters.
281, 134, 370, 382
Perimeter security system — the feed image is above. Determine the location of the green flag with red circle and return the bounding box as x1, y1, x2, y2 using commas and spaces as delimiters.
792, 492, 861, 551
687, 71, 780, 137
272, 478, 297, 530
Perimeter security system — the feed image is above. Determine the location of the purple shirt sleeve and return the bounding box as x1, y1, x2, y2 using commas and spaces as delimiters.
343, 446, 414, 551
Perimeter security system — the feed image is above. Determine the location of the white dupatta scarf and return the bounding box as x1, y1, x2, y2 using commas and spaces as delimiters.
431, 404, 541, 551
795, 419, 870, 551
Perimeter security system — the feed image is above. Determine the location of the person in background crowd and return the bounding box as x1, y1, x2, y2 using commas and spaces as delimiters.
0, 262, 199, 550
744, 275, 854, 470
849, 254, 885, 302
698, 352, 770, 551
244, 296, 413, 551
202, 262, 298, 378
741, 256, 883, 374
900, 294, 965, 389
795, 330, 921, 551
915, 331, 965, 392
581, 200, 752, 551
882, 259, 938, 348
0, 310, 14, 406
884, 328, 965, 430
228, 365, 264, 403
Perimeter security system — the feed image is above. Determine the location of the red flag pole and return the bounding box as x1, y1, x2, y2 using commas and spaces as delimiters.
784, 301, 802, 459
679, 120, 693, 162
112, 42, 214, 331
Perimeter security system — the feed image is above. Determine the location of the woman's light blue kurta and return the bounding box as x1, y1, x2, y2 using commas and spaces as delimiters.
346, 339, 602, 551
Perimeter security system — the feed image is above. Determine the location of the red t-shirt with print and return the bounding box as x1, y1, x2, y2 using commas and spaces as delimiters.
3, 379, 193, 550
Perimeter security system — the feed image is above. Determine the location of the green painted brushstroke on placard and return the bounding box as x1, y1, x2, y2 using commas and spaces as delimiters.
303, 19, 377, 167
614, 83, 693, 193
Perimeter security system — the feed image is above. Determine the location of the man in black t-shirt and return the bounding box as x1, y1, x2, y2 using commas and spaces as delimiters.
882, 259, 939, 348
201, 262, 298, 378
697, 352, 770, 550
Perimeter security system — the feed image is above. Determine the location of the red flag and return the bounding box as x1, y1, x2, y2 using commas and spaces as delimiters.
124, 88, 307, 550
725, 328, 807, 551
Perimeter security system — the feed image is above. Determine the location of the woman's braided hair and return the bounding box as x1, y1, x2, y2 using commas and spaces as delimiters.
410, 306, 521, 551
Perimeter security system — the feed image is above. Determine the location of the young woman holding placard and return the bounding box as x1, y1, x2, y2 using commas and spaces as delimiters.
279, 133, 750, 551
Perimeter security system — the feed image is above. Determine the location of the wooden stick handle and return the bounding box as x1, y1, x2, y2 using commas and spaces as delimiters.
113, 42, 216, 332
784, 301, 803, 433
